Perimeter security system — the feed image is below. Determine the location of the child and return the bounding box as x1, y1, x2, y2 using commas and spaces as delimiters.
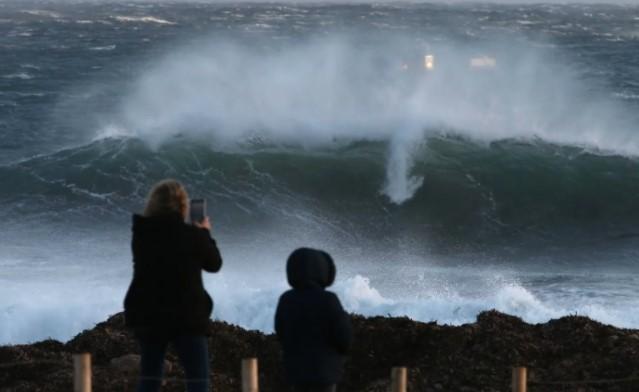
275, 248, 352, 392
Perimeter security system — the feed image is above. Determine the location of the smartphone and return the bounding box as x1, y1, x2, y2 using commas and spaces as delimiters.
190, 199, 206, 224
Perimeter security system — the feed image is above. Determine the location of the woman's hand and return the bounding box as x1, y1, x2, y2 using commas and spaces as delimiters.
194, 217, 212, 231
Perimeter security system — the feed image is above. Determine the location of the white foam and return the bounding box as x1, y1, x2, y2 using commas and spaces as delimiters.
338, 275, 639, 329
209, 272, 639, 333
16, 92, 46, 97
21, 10, 62, 19
91, 124, 135, 141
339, 275, 393, 311
382, 136, 424, 204
113, 16, 176, 25
3, 264, 639, 345
2, 233, 638, 345
3, 72, 33, 80
0, 278, 125, 344
89, 45, 116, 51
614, 92, 639, 100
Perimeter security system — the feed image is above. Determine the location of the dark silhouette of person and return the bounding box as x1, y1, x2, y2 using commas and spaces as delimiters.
124, 179, 222, 392
275, 248, 352, 392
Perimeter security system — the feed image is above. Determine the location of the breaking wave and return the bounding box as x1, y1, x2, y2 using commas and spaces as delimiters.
2, 135, 639, 246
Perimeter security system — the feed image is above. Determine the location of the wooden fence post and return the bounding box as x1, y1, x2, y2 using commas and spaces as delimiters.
391, 367, 407, 392
242, 358, 259, 392
73, 353, 92, 392
512, 367, 527, 392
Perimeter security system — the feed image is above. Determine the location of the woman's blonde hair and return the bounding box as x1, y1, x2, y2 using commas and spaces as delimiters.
144, 179, 189, 219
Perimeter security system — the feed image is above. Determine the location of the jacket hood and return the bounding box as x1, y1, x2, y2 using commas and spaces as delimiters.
286, 248, 336, 289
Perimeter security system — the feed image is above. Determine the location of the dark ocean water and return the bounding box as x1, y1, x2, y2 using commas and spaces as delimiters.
2, 1, 639, 344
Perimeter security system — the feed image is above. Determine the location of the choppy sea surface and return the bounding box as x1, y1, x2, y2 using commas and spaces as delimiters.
2, 0, 639, 344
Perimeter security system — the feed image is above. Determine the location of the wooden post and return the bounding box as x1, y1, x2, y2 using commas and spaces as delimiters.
512, 367, 527, 392
390, 367, 407, 392
73, 353, 92, 392
241, 358, 259, 392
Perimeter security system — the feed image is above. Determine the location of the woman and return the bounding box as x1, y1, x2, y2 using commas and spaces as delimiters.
124, 179, 222, 392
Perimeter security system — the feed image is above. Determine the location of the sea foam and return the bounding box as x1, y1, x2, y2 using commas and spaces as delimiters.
113, 16, 176, 25
3, 266, 639, 345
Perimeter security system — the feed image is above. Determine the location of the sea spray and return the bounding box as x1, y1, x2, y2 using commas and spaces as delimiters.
113, 35, 638, 207
382, 132, 425, 204
5, 268, 639, 345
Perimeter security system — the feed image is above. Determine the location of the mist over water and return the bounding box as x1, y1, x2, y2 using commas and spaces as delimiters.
2, 1, 639, 344
114, 35, 637, 203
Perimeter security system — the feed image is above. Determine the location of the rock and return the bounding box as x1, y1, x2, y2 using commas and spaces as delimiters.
110, 354, 173, 375
110, 354, 140, 374
2, 310, 639, 391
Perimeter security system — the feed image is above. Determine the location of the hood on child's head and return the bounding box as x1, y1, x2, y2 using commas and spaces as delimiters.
286, 248, 336, 289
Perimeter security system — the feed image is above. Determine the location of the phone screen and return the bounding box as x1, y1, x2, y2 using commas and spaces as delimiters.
190, 199, 206, 223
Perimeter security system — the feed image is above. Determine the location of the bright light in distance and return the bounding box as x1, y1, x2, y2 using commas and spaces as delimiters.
424, 54, 435, 70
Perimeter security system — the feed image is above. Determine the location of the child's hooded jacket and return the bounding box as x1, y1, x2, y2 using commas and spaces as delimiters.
275, 248, 352, 385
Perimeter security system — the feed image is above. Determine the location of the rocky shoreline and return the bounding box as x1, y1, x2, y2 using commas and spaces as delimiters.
2, 310, 639, 391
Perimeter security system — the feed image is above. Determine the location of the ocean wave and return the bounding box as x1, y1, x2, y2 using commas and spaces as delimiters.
21, 10, 62, 19
248, 23, 274, 30
2, 73, 33, 80
2, 0, 639, 348
3, 135, 639, 245
112, 15, 177, 25
16, 92, 46, 97
516, 20, 540, 25
89, 45, 116, 51
206, 271, 639, 333
0, 278, 125, 345
91, 125, 134, 141
3, 268, 639, 345
116, 36, 639, 167
614, 92, 639, 100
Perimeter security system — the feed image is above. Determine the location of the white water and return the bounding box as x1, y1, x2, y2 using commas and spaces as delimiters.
110, 35, 637, 204
112, 16, 176, 25
383, 135, 424, 204
2, 234, 639, 345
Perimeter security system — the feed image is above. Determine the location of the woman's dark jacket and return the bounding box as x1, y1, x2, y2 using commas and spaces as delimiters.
123, 213, 222, 337
275, 248, 352, 385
